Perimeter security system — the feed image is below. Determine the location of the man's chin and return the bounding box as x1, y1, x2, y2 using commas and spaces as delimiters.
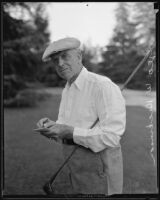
59, 74, 71, 81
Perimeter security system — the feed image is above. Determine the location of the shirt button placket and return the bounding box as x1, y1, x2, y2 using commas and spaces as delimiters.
66, 87, 73, 120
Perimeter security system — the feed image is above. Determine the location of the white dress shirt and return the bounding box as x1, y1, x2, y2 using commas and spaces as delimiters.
56, 67, 126, 153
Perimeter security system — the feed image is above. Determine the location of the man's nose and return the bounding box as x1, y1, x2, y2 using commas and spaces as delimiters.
58, 57, 64, 67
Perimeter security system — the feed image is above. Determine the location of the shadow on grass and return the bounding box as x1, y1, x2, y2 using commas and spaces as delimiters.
4, 94, 157, 195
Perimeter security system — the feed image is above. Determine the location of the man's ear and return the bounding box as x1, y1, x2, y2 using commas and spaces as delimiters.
77, 49, 82, 61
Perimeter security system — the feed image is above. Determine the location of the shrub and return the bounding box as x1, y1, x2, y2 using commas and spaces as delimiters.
4, 89, 52, 108
4, 74, 28, 99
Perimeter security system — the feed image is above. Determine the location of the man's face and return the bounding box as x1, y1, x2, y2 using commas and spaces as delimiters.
50, 49, 82, 81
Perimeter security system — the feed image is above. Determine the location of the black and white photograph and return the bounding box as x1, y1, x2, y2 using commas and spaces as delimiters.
2, 2, 158, 198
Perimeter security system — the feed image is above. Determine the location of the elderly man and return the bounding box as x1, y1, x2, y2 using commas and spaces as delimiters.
36, 37, 126, 196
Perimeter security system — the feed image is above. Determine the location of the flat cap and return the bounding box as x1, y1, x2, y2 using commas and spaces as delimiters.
42, 37, 81, 62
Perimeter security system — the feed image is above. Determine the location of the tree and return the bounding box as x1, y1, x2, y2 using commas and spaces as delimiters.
101, 3, 140, 82
100, 2, 155, 89
3, 2, 50, 99
131, 2, 155, 52
81, 43, 103, 73
129, 2, 156, 89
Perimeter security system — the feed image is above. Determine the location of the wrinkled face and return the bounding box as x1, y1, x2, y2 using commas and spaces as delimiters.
50, 49, 82, 82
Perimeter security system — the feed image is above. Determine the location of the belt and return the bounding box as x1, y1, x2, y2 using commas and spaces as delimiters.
62, 138, 76, 145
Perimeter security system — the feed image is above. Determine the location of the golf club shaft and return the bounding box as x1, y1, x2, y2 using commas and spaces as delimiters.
121, 45, 155, 91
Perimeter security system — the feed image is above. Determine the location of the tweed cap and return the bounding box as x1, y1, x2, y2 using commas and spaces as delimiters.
42, 37, 81, 62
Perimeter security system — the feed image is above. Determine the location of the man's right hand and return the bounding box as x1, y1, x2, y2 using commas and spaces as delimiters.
36, 118, 60, 141
36, 117, 56, 128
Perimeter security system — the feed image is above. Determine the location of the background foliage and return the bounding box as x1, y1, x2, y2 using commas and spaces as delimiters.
100, 2, 156, 90
3, 2, 156, 107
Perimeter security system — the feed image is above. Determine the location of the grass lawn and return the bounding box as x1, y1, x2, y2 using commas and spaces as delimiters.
4, 92, 157, 195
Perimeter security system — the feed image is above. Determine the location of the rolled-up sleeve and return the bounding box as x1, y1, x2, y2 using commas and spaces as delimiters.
73, 81, 126, 153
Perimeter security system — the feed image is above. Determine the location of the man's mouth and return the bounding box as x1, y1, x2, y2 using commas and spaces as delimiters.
60, 69, 67, 73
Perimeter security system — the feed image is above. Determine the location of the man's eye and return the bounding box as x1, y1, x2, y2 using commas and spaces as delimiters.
52, 58, 58, 63
62, 54, 69, 59
62, 55, 66, 59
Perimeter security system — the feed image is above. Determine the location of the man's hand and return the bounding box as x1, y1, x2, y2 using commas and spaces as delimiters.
39, 124, 74, 140
36, 117, 57, 140
35, 118, 74, 140
36, 117, 56, 128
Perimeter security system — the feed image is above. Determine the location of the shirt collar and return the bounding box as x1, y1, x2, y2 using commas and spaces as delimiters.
65, 66, 88, 90
74, 66, 88, 90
